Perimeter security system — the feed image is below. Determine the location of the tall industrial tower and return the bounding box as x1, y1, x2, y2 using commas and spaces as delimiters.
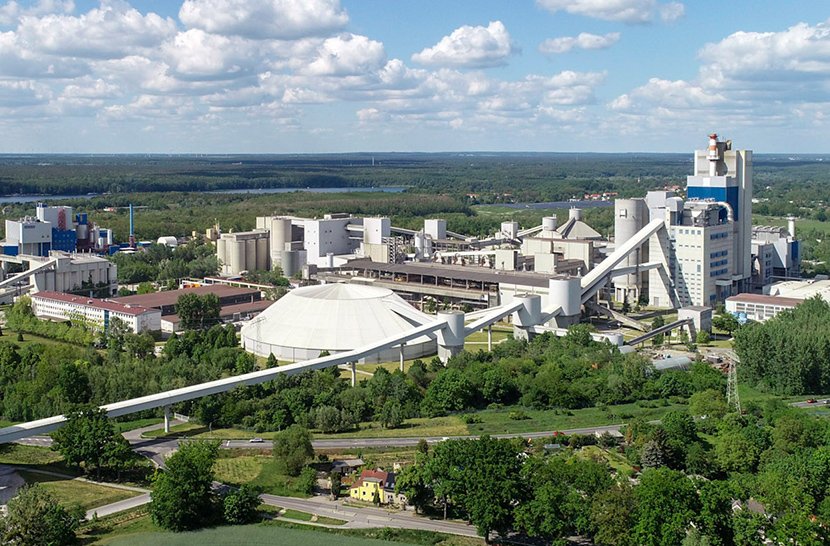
686, 134, 753, 294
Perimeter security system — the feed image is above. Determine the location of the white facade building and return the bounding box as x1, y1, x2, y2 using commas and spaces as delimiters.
30, 291, 161, 333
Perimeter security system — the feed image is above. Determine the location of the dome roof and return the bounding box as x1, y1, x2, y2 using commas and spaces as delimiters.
241, 283, 434, 354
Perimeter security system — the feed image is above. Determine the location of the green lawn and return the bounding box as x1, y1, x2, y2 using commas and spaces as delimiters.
0, 329, 76, 349
579, 445, 635, 475
102, 522, 433, 546
18, 470, 139, 511
213, 452, 311, 497
279, 508, 346, 525
0, 444, 68, 469
0, 419, 14, 428
316, 417, 469, 439
114, 418, 164, 433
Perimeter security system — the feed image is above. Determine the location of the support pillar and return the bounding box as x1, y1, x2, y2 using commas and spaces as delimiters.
350, 362, 356, 387
487, 325, 493, 351
163, 405, 171, 434
399, 343, 405, 372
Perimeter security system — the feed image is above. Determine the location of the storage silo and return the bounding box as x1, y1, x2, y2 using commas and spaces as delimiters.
245, 239, 256, 272
216, 238, 227, 274
613, 198, 648, 303
231, 240, 245, 274
256, 236, 269, 271
548, 277, 581, 325
542, 216, 557, 233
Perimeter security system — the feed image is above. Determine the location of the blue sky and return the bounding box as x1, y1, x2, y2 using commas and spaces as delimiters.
0, 0, 829, 153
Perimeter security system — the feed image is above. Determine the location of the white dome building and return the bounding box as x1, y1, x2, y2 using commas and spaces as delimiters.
240, 283, 437, 363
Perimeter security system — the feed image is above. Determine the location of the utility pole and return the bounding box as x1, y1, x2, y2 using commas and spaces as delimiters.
727, 359, 741, 414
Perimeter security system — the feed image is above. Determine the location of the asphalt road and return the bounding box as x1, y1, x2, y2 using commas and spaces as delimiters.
259, 493, 479, 537
791, 398, 830, 408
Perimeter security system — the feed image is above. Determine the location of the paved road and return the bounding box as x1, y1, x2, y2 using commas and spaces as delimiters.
792, 398, 830, 408
86, 492, 151, 520
17, 423, 625, 453
260, 494, 479, 537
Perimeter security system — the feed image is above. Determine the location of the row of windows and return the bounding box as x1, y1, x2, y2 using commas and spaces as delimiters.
710, 232, 729, 240
710, 259, 728, 267
709, 250, 728, 258
710, 268, 729, 277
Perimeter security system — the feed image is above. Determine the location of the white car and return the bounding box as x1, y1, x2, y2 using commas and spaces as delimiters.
249, 437, 264, 443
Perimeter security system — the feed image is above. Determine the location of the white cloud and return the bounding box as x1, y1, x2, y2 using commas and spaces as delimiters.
305, 33, 386, 76
179, 0, 348, 39
0, 0, 73, 26
610, 78, 726, 111
536, 0, 684, 24
699, 20, 830, 79
17, 1, 176, 59
539, 32, 620, 54
412, 21, 517, 68
163, 29, 257, 79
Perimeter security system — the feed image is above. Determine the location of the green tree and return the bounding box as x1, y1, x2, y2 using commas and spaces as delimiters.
175, 293, 221, 330
273, 424, 313, 476
590, 484, 637, 546
515, 480, 579, 541
395, 464, 432, 514
150, 440, 221, 531
223, 484, 261, 525
689, 389, 728, 419
633, 468, 700, 546
378, 399, 404, 429
0, 484, 82, 546
651, 315, 666, 346
298, 467, 317, 495
696, 330, 712, 345
330, 471, 342, 499
51, 406, 133, 480
420, 368, 474, 417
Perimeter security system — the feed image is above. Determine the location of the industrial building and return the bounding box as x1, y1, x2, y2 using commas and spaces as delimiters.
613, 134, 756, 308
240, 283, 437, 363
0, 251, 118, 303
30, 291, 161, 333
751, 222, 800, 286
725, 293, 802, 322
2, 203, 113, 257
113, 284, 267, 333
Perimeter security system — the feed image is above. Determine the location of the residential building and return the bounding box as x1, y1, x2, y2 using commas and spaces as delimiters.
348, 469, 405, 506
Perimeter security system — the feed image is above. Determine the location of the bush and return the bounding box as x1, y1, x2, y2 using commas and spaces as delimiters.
298, 467, 317, 495
508, 410, 530, 421
461, 413, 483, 424
223, 485, 261, 525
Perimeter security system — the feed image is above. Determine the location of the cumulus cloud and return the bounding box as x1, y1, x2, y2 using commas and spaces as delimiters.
699, 20, 830, 79
539, 32, 620, 54
412, 21, 517, 68
17, 1, 176, 59
0, 0, 73, 26
610, 78, 726, 111
179, 0, 348, 39
163, 29, 257, 80
305, 33, 386, 76
536, 0, 684, 24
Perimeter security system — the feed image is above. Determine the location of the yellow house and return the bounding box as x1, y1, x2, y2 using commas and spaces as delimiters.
349, 470, 388, 503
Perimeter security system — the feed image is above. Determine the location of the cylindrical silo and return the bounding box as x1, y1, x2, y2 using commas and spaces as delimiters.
271, 217, 291, 253
569, 208, 582, 221
614, 198, 648, 301
414, 232, 425, 257
548, 277, 581, 317
542, 216, 557, 232
245, 239, 256, 272
231, 240, 245, 274
256, 236, 268, 271
280, 250, 299, 277
216, 239, 227, 273
326, 252, 334, 268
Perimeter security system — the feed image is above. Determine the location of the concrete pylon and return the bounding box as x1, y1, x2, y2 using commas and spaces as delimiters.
437, 310, 465, 364
163, 405, 171, 433
512, 294, 542, 341
349, 362, 356, 387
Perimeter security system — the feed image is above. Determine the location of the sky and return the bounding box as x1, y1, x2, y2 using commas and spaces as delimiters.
0, 0, 829, 154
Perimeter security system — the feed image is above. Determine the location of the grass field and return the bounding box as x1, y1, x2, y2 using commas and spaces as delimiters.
213, 452, 310, 497
100, 521, 482, 546
0, 444, 68, 469
17, 470, 139, 511
579, 445, 635, 475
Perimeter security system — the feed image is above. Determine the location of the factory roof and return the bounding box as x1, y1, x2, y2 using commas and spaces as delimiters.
341, 259, 563, 288
240, 283, 434, 352
726, 293, 804, 307
113, 285, 259, 308
766, 279, 830, 302
162, 299, 274, 327
32, 291, 156, 316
